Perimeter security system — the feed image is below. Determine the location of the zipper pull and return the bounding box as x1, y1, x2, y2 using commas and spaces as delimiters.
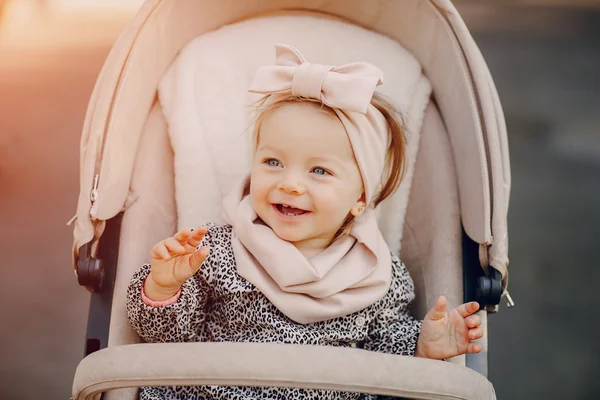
502, 290, 515, 308
90, 174, 99, 219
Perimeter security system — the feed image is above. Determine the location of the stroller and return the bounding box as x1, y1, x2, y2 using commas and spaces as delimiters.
70, 1, 511, 399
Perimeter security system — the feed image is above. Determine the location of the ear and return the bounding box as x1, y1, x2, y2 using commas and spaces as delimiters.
351, 201, 367, 217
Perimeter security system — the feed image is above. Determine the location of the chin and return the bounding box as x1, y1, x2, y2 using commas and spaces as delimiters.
270, 226, 307, 243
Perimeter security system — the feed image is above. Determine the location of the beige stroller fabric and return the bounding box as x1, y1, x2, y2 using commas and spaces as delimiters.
71, 0, 509, 398
73, 343, 496, 400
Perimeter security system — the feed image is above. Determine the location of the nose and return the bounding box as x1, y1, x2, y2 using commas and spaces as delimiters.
277, 172, 306, 195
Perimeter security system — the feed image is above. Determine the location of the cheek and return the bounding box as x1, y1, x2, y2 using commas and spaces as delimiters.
250, 169, 271, 201
313, 179, 361, 213
312, 186, 349, 214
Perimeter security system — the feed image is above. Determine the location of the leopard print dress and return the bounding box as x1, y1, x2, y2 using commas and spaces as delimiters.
126, 223, 422, 400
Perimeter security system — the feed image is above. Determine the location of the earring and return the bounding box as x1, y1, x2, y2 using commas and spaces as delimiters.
351, 202, 366, 217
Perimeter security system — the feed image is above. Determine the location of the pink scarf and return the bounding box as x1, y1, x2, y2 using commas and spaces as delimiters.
222, 44, 393, 324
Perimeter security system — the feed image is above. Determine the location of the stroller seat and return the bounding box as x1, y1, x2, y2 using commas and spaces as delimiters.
71, 1, 510, 399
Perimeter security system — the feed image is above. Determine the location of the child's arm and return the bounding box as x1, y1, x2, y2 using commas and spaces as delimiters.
361, 257, 422, 356
125, 225, 214, 343
126, 263, 212, 343
362, 257, 483, 360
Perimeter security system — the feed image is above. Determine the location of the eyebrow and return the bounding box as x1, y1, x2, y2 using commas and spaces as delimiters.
256, 144, 278, 153
309, 156, 344, 168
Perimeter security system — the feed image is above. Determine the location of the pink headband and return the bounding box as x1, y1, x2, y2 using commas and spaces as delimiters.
248, 44, 390, 206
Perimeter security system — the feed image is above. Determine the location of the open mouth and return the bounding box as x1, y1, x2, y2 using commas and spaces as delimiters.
273, 204, 310, 217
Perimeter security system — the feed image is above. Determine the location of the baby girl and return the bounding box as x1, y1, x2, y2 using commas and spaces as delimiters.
127, 44, 482, 400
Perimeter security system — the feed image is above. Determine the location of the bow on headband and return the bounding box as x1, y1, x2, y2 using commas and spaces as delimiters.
248, 44, 390, 207
249, 44, 384, 114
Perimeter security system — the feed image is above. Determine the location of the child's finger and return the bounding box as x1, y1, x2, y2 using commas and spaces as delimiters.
467, 343, 482, 354
426, 296, 447, 321
456, 301, 480, 318
465, 314, 482, 328
173, 228, 194, 245
188, 247, 210, 272
434, 295, 447, 311
468, 327, 484, 341
163, 237, 186, 255
150, 243, 171, 260
187, 226, 208, 248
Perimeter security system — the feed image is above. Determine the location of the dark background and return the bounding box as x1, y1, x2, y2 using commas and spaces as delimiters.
455, 2, 600, 398
0, 1, 599, 399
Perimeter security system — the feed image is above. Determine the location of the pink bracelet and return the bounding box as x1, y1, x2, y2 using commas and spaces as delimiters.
141, 278, 181, 308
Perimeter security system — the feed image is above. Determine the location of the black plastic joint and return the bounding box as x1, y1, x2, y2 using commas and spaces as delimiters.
76, 242, 104, 292
475, 267, 502, 307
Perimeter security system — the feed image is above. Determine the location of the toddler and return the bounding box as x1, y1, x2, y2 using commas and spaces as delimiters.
127, 44, 483, 400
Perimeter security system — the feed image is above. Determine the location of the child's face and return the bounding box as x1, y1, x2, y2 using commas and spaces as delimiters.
250, 102, 364, 255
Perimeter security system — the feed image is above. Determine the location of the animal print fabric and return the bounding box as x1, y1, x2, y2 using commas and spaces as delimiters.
126, 223, 422, 399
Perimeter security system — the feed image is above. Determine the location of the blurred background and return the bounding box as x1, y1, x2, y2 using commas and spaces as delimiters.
0, 0, 598, 399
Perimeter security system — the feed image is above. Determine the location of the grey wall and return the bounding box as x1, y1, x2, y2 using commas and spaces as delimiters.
455, 4, 600, 399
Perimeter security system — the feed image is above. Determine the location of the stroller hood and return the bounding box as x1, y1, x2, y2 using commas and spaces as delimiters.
71, 0, 510, 287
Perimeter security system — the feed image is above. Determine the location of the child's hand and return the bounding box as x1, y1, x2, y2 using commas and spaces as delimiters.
415, 296, 483, 360
144, 226, 210, 301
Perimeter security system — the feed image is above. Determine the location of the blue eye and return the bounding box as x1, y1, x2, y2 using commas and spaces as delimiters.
312, 167, 328, 175
265, 159, 281, 167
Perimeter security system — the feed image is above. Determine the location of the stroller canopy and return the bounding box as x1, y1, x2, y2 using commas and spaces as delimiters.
72, 0, 510, 286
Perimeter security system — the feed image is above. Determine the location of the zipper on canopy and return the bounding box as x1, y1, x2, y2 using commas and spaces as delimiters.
87, 41, 130, 222
90, 174, 100, 220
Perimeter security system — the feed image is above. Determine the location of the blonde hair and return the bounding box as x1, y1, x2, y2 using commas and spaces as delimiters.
251, 93, 406, 241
